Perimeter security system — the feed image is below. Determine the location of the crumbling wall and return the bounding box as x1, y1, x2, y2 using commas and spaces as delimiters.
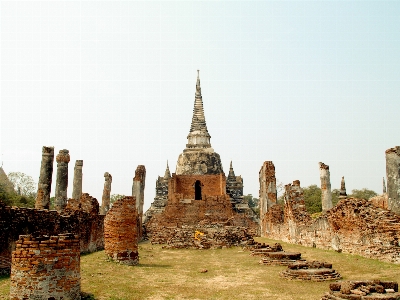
10, 233, 80, 300
370, 193, 388, 209
0, 194, 104, 261
262, 197, 400, 263
104, 196, 139, 265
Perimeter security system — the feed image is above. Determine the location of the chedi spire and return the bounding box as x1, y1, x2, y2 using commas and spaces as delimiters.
186, 70, 211, 149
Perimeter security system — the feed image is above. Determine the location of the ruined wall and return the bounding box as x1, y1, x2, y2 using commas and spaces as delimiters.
259, 161, 277, 236
169, 173, 226, 201
10, 233, 80, 300
262, 197, 400, 263
0, 194, 104, 260
104, 196, 139, 265
370, 193, 388, 210
386, 146, 400, 214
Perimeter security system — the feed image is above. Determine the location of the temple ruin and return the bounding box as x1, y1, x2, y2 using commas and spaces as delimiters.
145, 71, 258, 243
132, 165, 146, 239
319, 162, 332, 212
100, 172, 112, 215
72, 160, 83, 200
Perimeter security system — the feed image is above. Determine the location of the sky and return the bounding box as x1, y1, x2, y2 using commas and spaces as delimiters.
1, 1, 399, 211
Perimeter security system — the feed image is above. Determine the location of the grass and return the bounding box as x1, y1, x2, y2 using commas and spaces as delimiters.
1, 237, 400, 299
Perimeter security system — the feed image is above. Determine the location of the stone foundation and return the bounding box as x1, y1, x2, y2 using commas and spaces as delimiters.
280, 261, 341, 281
10, 233, 80, 300
259, 252, 304, 266
322, 280, 400, 300
104, 196, 139, 265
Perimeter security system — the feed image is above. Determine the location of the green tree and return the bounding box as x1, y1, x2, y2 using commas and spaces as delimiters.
6, 172, 36, 207
110, 194, 125, 207
332, 189, 340, 206
303, 185, 322, 214
349, 188, 377, 200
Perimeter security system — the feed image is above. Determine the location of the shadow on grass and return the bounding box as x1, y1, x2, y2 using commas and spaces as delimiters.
136, 263, 172, 268
0, 274, 10, 282
81, 291, 96, 300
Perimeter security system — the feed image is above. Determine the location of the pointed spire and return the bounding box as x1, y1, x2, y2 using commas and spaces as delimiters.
186, 70, 212, 149
228, 160, 236, 180
164, 161, 171, 179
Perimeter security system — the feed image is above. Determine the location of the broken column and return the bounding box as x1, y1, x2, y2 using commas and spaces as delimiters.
319, 162, 332, 212
72, 160, 83, 200
132, 165, 146, 238
104, 196, 139, 265
100, 172, 112, 215
54, 149, 70, 212
386, 146, 400, 214
259, 161, 277, 233
339, 176, 347, 199
35, 146, 54, 209
10, 233, 81, 299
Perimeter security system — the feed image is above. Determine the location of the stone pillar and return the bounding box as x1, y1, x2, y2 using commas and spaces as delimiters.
383, 177, 387, 194
132, 165, 146, 239
10, 233, 80, 300
104, 196, 139, 265
100, 172, 112, 215
386, 146, 400, 214
35, 146, 54, 209
319, 162, 332, 212
54, 149, 70, 212
339, 176, 347, 199
72, 160, 83, 200
259, 161, 277, 237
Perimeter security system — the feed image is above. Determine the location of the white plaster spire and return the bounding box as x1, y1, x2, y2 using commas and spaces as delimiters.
186, 70, 212, 149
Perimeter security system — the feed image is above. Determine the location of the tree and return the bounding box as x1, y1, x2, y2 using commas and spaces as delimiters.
303, 185, 322, 214
6, 172, 36, 208
349, 188, 377, 200
110, 194, 125, 207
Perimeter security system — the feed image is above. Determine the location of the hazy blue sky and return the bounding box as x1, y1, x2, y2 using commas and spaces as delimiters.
1, 1, 399, 211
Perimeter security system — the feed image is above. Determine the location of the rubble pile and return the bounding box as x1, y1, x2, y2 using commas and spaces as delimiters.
151, 225, 255, 249
259, 251, 304, 266
280, 261, 341, 281
250, 242, 283, 255
321, 280, 400, 300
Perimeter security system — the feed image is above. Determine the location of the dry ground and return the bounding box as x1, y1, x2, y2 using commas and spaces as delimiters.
1, 237, 400, 300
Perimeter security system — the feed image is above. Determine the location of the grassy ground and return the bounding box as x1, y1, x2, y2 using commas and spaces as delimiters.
1, 237, 400, 300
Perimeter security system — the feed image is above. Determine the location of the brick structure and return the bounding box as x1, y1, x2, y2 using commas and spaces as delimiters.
10, 233, 80, 300
55, 149, 70, 212
143, 162, 170, 222
132, 165, 146, 238
104, 196, 139, 265
280, 261, 341, 281
319, 162, 332, 212
72, 160, 83, 200
35, 146, 54, 209
145, 71, 258, 242
386, 146, 400, 214
0, 195, 104, 261
259, 161, 277, 236
100, 172, 112, 215
322, 280, 400, 299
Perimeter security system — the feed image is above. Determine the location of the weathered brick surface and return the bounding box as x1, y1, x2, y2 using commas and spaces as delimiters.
322, 280, 400, 300
10, 233, 80, 300
0, 194, 104, 264
386, 146, 400, 214
35, 146, 54, 209
262, 197, 400, 263
104, 196, 139, 265
370, 193, 388, 209
259, 161, 277, 231
132, 165, 146, 239
55, 149, 70, 212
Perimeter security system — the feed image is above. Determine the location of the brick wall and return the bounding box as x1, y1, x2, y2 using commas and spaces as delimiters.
104, 196, 139, 265
10, 233, 80, 300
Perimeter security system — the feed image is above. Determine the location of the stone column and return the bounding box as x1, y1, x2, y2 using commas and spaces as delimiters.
386, 146, 400, 214
259, 161, 277, 237
35, 146, 54, 209
319, 162, 332, 212
132, 165, 146, 239
54, 149, 70, 212
383, 177, 387, 194
72, 160, 83, 200
339, 176, 347, 199
100, 172, 112, 215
